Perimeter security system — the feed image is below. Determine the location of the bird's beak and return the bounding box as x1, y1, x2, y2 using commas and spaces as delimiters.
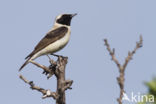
71, 13, 77, 17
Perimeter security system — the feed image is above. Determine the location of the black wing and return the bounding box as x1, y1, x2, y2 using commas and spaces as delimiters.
25, 26, 68, 59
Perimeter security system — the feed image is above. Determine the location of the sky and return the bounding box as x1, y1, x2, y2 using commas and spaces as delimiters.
0, 0, 156, 104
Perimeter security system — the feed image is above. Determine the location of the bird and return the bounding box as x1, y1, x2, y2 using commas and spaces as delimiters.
19, 13, 77, 71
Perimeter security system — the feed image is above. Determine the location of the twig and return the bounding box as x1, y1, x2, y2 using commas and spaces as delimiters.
30, 60, 54, 79
122, 35, 143, 70
104, 35, 143, 104
104, 40, 121, 69
19, 75, 58, 99
63, 80, 73, 91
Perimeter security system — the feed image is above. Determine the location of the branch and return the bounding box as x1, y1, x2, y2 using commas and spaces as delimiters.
63, 80, 73, 91
19, 75, 58, 99
104, 39, 121, 69
122, 35, 143, 70
30, 60, 54, 79
19, 56, 73, 104
104, 35, 143, 104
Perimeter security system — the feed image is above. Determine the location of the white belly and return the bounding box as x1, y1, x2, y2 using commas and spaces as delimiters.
31, 32, 70, 60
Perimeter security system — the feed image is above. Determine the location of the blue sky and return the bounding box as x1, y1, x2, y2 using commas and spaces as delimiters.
0, 0, 156, 104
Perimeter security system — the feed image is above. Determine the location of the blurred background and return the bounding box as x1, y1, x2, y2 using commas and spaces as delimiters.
0, 0, 155, 104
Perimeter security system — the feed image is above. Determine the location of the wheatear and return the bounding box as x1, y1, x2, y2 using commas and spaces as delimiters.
19, 13, 77, 71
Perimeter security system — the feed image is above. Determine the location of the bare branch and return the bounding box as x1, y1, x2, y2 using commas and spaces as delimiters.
122, 35, 143, 70
19, 56, 73, 104
104, 39, 121, 69
30, 60, 54, 79
19, 75, 58, 99
104, 35, 143, 104
63, 80, 73, 91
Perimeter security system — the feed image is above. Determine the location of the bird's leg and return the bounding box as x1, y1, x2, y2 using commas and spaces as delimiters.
46, 55, 57, 65
51, 53, 62, 58
47, 55, 51, 60
46, 55, 58, 78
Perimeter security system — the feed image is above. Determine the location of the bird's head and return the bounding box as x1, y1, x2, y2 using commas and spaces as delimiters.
55, 13, 77, 26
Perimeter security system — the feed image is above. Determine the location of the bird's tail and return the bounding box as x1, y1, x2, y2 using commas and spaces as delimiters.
19, 58, 31, 71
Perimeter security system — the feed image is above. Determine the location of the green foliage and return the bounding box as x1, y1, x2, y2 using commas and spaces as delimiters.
145, 78, 156, 97
138, 78, 156, 104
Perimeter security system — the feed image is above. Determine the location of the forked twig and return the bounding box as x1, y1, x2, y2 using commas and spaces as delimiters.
104, 35, 143, 104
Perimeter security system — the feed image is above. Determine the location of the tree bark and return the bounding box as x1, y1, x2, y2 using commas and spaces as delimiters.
56, 57, 67, 104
